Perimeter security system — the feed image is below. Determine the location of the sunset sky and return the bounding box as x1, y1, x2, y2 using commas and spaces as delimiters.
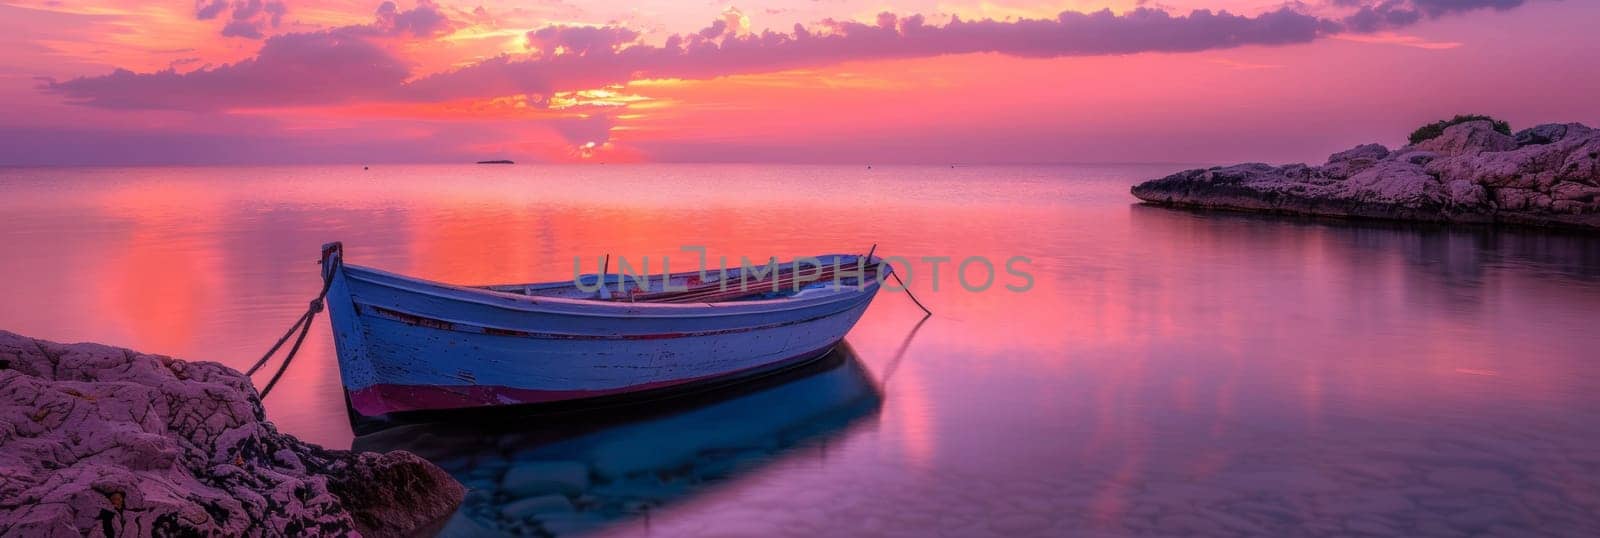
2, 0, 1596, 165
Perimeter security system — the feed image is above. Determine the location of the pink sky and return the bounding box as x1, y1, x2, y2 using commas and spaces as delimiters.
1, 0, 1596, 165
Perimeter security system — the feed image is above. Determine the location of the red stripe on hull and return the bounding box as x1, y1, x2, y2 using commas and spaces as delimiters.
346, 344, 837, 416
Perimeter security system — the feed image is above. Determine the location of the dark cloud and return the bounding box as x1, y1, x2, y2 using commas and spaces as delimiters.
46, 31, 409, 109
265, 0, 287, 24
1338, 0, 1527, 32
526, 25, 641, 56
195, 0, 229, 21
222, 19, 266, 39
49, 3, 1537, 111
1410, 0, 1526, 16
46, 1, 466, 108
698, 19, 730, 40
404, 7, 1332, 102
197, 0, 287, 39
375, 0, 456, 38
1342, 1, 1422, 32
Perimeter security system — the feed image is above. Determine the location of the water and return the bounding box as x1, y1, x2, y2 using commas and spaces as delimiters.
3, 164, 1599, 536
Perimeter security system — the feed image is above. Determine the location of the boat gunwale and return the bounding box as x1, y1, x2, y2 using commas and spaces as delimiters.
352, 291, 876, 339
336, 253, 886, 319
476, 255, 869, 291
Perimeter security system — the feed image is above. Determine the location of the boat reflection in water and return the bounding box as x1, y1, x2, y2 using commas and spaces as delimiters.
353, 344, 883, 537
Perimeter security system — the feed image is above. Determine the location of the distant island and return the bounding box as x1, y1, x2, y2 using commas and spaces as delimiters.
1131, 118, 1600, 231
476, 159, 515, 165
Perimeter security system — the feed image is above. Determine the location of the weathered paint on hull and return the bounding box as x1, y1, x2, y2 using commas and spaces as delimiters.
321, 245, 883, 418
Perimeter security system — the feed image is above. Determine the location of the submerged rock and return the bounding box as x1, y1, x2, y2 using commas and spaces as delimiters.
1131, 121, 1600, 230
499, 494, 575, 520
0, 330, 464, 536
502, 460, 591, 498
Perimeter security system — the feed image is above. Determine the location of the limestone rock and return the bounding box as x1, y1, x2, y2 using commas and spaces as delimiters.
0, 330, 465, 537
1344, 160, 1446, 207
1397, 150, 1439, 166
1415, 120, 1517, 156
1329, 143, 1390, 164
1131, 121, 1600, 230
1322, 144, 1388, 179
1447, 180, 1488, 206
1515, 123, 1586, 146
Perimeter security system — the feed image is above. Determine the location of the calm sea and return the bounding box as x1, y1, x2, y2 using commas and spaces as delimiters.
2, 164, 1598, 536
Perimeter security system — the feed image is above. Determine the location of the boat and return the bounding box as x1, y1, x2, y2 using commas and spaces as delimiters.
317, 242, 885, 419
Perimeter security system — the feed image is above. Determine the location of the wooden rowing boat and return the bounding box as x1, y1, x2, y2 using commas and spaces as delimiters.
318, 242, 885, 418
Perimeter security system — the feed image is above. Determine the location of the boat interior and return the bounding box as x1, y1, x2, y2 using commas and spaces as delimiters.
478, 254, 880, 304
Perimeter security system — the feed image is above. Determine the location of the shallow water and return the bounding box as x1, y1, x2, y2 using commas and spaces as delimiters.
3, 164, 1599, 536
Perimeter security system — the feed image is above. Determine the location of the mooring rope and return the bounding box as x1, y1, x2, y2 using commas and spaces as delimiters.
248, 255, 336, 400
865, 244, 932, 317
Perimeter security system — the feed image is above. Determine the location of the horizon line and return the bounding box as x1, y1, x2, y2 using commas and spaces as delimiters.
0, 160, 1222, 169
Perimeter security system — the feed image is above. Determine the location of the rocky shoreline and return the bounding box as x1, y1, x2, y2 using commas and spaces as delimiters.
0, 330, 464, 536
1131, 121, 1600, 230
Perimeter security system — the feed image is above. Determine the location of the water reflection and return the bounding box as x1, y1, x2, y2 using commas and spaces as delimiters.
1128, 204, 1600, 284
6, 165, 1600, 535
353, 345, 883, 537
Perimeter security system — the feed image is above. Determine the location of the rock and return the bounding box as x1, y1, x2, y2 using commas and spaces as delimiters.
1494, 188, 1535, 212
1416, 121, 1518, 156
1400, 150, 1440, 166
1447, 180, 1488, 206
1345, 160, 1447, 207
1552, 181, 1600, 201
1557, 135, 1600, 182
502, 460, 590, 498
1330, 143, 1391, 163
1515, 123, 1585, 146
533, 512, 608, 536
0, 330, 465, 537
1322, 144, 1390, 179
499, 494, 574, 520
1131, 121, 1600, 230
1426, 153, 1530, 190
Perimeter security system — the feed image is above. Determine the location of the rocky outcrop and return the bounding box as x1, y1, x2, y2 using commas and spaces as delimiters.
1131, 121, 1600, 230
0, 330, 464, 537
